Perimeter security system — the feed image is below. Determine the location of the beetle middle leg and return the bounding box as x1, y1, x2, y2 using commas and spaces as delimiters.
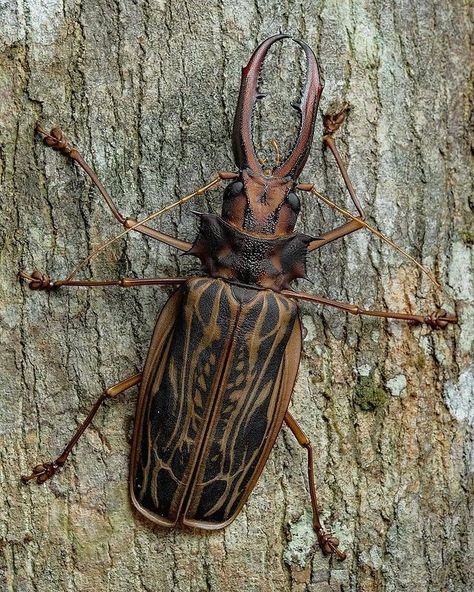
284, 411, 347, 560
22, 373, 142, 484
282, 289, 457, 328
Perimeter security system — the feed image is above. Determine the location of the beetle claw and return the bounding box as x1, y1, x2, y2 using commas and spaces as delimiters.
21, 461, 62, 484
316, 528, 347, 561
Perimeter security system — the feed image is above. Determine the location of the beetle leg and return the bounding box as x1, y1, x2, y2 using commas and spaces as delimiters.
297, 103, 366, 252
284, 411, 347, 560
18, 270, 187, 291
22, 373, 142, 485
307, 219, 365, 252
322, 103, 366, 219
297, 182, 364, 252
35, 124, 236, 251
282, 289, 457, 328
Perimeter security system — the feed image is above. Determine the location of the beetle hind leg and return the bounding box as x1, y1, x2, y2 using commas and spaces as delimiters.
284, 411, 347, 561
22, 373, 142, 485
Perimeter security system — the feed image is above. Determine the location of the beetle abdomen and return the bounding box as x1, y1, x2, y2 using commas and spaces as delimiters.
130, 277, 301, 529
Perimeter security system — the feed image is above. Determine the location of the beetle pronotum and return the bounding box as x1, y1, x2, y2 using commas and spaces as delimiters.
21, 34, 456, 560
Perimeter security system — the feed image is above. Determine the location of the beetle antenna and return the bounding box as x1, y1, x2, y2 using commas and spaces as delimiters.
309, 187, 441, 289
65, 176, 223, 281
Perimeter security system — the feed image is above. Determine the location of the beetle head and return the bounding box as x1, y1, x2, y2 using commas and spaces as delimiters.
223, 34, 322, 236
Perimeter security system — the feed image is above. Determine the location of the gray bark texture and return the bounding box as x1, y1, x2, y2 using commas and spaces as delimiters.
0, 1, 472, 591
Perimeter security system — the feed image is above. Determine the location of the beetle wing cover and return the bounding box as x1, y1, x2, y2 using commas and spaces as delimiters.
130, 277, 301, 529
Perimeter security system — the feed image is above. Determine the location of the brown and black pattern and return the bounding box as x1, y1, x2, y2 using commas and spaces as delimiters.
187, 213, 314, 291
130, 277, 302, 529
127, 35, 320, 533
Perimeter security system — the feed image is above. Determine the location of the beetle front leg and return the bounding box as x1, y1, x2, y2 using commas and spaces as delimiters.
322, 102, 366, 219
306, 218, 365, 251
284, 412, 347, 560
298, 103, 366, 252
22, 373, 142, 484
296, 180, 365, 252
35, 124, 237, 251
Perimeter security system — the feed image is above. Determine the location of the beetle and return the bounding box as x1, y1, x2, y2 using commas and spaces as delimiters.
20, 34, 457, 561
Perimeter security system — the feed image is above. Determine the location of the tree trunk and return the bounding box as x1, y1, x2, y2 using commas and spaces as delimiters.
1, 1, 472, 591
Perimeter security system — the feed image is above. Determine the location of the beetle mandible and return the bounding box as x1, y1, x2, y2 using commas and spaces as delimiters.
21, 34, 457, 561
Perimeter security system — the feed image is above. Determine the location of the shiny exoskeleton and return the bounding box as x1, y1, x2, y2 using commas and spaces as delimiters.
21, 34, 456, 563
131, 34, 321, 528
132, 277, 301, 528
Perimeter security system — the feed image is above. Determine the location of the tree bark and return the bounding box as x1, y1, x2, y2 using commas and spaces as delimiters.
0, 1, 472, 591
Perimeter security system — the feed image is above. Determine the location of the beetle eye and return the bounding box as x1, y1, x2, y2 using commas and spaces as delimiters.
286, 192, 300, 213
224, 181, 244, 199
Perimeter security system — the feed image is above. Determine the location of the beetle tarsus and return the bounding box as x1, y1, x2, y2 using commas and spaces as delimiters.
316, 527, 347, 561
21, 460, 63, 484
35, 124, 77, 157
323, 102, 350, 137
18, 270, 57, 290
424, 309, 458, 328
